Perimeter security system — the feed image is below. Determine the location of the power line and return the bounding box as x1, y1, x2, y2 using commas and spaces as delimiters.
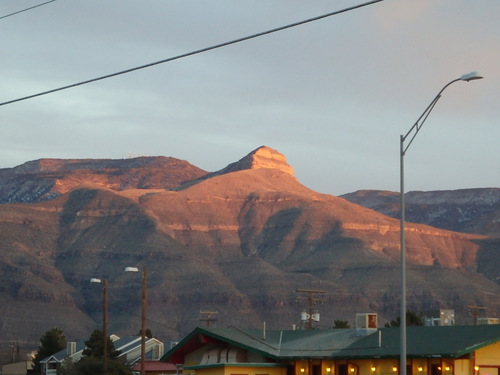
0, 0, 56, 20
295, 289, 326, 329
0, 0, 383, 107
199, 311, 218, 328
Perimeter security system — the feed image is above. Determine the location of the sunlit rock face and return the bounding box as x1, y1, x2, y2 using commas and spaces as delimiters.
0, 156, 208, 203
0, 146, 499, 347
341, 188, 500, 237
214, 146, 294, 176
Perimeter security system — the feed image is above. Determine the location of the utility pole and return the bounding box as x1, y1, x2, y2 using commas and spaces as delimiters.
90, 277, 108, 373
200, 311, 218, 327
295, 289, 326, 329
124, 266, 147, 375
467, 305, 486, 325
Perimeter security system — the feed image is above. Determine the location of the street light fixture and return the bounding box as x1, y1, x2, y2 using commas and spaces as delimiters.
125, 266, 147, 375
90, 278, 108, 373
399, 71, 483, 375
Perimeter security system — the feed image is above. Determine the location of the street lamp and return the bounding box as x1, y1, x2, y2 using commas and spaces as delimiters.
90, 278, 108, 373
125, 266, 147, 375
399, 71, 483, 375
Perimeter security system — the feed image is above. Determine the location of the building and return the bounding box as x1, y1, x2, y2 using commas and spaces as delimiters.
477, 318, 499, 325
40, 334, 164, 375
424, 310, 455, 326
1, 360, 33, 375
161, 324, 500, 375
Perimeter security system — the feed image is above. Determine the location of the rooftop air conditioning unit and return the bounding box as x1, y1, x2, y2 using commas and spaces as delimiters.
356, 313, 377, 336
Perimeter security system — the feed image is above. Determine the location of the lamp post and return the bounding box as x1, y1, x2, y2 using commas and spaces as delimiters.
399, 71, 483, 375
90, 278, 108, 373
125, 266, 147, 375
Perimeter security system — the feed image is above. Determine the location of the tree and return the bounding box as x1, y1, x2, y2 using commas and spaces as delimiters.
75, 329, 129, 375
57, 357, 76, 375
385, 310, 425, 327
33, 327, 67, 374
333, 320, 350, 328
82, 329, 120, 360
74, 357, 133, 375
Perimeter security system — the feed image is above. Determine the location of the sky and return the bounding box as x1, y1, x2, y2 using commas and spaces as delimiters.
1, 0, 498, 196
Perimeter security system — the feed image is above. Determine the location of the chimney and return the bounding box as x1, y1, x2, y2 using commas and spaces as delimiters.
67, 342, 76, 356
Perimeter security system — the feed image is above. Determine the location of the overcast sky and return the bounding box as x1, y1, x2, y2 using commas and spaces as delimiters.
1, 0, 498, 196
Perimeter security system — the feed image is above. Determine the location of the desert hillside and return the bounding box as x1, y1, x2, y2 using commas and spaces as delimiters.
0, 146, 499, 351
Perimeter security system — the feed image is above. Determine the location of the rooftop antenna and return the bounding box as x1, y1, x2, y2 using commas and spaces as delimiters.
295, 289, 326, 329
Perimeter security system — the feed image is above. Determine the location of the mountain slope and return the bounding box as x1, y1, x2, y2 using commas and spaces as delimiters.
0, 156, 207, 203
0, 146, 499, 351
341, 189, 500, 237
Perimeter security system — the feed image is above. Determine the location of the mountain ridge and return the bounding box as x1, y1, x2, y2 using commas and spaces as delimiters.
341, 188, 500, 237
0, 146, 499, 352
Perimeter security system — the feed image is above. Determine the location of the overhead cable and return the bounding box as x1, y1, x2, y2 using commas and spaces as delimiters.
0, 0, 56, 20
0, 0, 383, 107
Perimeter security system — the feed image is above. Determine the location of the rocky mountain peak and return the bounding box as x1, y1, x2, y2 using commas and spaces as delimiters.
216, 146, 294, 176
1, 147, 500, 350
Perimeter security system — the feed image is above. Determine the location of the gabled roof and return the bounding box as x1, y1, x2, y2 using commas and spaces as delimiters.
40, 335, 159, 364
163, 327, 364, 363
113, 336, 142, 354
39, 340, 87, 363
120, 336, 164, 362
162, 325, 500, 363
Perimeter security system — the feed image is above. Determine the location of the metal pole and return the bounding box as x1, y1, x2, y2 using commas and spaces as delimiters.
141, 267, 147, 375
400, 136, 406, 375
398, 72, 482, 375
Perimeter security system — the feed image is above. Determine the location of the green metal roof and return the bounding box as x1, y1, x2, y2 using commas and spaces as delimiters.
162, 325, 500, 363
343, 325, 500, 359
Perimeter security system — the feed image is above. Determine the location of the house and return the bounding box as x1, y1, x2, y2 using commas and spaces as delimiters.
39, 339, 88, 375
40, 334, 164, 375
160, 324, 500, 375
113, 335, 165, 364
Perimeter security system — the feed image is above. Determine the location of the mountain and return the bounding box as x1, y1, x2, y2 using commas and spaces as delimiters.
0, 156, 207, 203
1, 146, 499, 353
341, 189, 500, 237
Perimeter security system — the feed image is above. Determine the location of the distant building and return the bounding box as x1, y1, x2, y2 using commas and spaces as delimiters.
424, 309, 455, 326
1, 360, 33, 375
477, 317, 499, 325
40, 334, 164, 375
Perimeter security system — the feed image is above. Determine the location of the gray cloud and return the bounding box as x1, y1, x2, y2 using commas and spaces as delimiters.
1, 0, 498, 195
